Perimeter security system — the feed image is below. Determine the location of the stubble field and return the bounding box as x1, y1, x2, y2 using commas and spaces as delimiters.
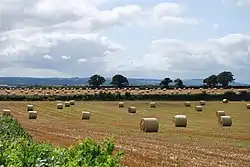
1, 100, 250, 167
1, 87, 249, 96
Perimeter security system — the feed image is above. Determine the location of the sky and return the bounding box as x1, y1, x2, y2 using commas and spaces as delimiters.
0, 0, 250, 83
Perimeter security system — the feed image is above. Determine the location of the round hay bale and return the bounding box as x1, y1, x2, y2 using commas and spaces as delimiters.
65, 101, 70, 107
69, 100, 75, 105
219, 116, 232, 126
150, 102, 156, 108
81, 111, 90, 120
140, 118, 159, 132
216, 110, 226, 117
29, 111, 37, 119
199, 100, 205, 105
128, 106, 136, 113
118, 102, 124, 108
184, 101, 191, 107
195, 105, 203, 112
222, 99, 229, 103
246, 104, 250, 109
173, 115, 187, 127
27, 104, 34, 111
57, 103, 63, 109
2, 109, 11, 116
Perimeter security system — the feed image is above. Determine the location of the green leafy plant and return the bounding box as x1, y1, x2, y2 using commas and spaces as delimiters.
0, 90, 250, 101
0, 116, 124, 167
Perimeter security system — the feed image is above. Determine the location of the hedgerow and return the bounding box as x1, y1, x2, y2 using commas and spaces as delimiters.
0, 91, 250, 101
0, 116, 123, 167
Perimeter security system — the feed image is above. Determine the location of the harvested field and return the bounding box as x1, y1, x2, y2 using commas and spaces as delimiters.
1, 101, 250, 167
0, 88, 249, 95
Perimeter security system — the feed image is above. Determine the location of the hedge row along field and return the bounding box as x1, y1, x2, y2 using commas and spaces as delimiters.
0, 90, 250, 101
0, 116, 123, 167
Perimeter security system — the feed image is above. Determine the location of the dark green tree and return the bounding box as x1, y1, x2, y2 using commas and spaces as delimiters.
217, 71, 235, 88
88, 74, 106, 89
110, 74, 129, 88
159, 78, 172, 88
174, 78, 185, 88
203, 75, 218, 88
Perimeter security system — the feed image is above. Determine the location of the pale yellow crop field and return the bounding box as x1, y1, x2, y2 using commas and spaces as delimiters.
1, 100, 250, 167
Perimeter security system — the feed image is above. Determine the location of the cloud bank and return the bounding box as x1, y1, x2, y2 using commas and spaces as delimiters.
1, 0, 250, 82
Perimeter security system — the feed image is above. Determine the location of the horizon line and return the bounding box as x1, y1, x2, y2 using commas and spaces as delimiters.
0, 76, 211, 80
0, 76, 249, 84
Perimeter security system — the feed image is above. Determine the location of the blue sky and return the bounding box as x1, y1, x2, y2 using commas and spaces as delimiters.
104, 0, 250, 41
0, 0, 250, 83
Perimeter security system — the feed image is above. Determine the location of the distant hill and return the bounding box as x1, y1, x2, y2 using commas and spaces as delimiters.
125, 78, 250, 87
0, 77, 249, 87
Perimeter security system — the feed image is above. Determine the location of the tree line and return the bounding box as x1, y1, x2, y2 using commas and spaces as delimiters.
89, 71, 235, 89
203, 71, 235, 88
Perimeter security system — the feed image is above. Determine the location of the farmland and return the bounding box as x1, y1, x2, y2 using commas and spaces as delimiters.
1, 87, 249, 96
1, 100, 250, 167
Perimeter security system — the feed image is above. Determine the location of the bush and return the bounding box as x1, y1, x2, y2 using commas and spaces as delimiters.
0, 116, 32, 141
224, 91, 236, 96
0, 116, 124, 167
239, 90, 248, 95
0, 91, 250, 101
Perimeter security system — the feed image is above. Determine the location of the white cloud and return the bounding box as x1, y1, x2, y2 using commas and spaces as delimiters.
0, 29, 125, 77
78, 58, 87, 63
0, 1, 145, 34
1, 0, 249, 83
150, 3, 198, 28
153, 3, 183, 17
95, 5, 144, 24
0, 1, 198, 34
115, 34, 250, 81
0, 1, 198, 76
43, 54, 52, 59
61, 56, 71, 60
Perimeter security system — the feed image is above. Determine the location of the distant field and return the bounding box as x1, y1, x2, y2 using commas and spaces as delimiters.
1, 101, 250, 167
0, 87, 249, 95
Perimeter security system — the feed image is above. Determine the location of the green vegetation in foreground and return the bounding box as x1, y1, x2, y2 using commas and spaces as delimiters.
0, 116, 123, 167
